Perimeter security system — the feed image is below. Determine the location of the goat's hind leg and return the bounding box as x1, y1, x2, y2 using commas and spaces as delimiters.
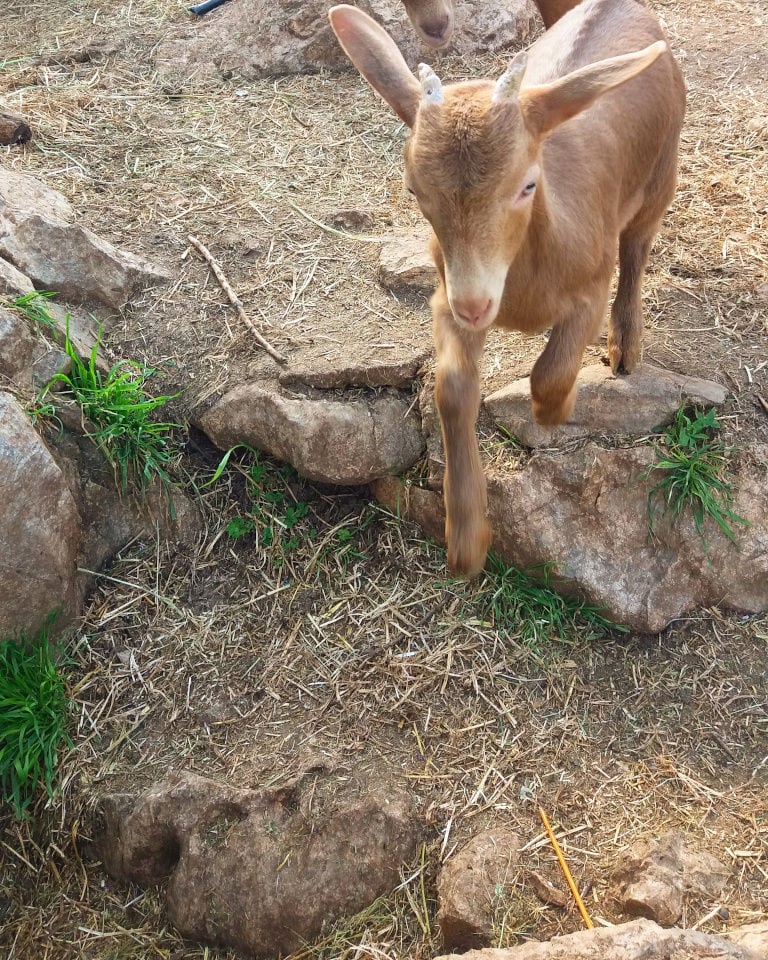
433, 292, 491, 578
608, 219, 660, 374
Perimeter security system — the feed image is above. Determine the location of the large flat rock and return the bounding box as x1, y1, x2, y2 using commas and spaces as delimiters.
485, 364, 728, 447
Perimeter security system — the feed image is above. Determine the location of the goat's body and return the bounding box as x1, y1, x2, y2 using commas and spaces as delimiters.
329, 0, 685, 577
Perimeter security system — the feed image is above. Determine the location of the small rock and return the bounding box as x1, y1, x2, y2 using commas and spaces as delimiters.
485, 363, 728, 448
95, 769, 421, 957
614, 831, 730, 927
0, 168, 169, 308
328, 208, 379, 233
437, 827, 521, 951
378, 232, 436, 296
195, 382, 425, 485
434, 917, 763, 960
527, 870, 568, 908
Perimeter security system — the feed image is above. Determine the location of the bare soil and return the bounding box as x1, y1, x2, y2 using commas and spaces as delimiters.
1, 0, 766, 958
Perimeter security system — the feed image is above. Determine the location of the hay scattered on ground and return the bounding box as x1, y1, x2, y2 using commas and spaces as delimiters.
1, 0, 767, 957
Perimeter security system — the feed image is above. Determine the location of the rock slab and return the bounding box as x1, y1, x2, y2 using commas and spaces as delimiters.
372, 440, 768, 632
434, 917, 763, 960
0, 392, 81, 636
378, 231, 436, 297
97, 769, 421, 957
438, 827, 522, 951
0, 168, 168, 308
196, 382, 425, 485
485, 363, 728, 448
155, 0, 538, 81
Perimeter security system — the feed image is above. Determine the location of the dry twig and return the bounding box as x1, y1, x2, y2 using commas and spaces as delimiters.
188, 234, 287, 364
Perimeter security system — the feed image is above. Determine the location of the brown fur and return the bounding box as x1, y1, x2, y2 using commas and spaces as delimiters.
329, 0, 686, 577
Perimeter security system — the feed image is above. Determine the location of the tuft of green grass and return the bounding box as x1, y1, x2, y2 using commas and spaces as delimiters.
645, 406, 749, 548
477, 554, 625, 647
42, 318, 180, 496
0, 624, 72, 819
11, 290, 60, 337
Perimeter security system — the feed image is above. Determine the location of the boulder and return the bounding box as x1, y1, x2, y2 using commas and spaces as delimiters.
0, 255, 34, 297
378, 231, 436, 297
434, 917, 763, 960
195, 382, 425, 485
438, 827, 522, 951
726, 922, 768, 958
0, 392, 81, 636
0, 307, 44, 386
485, 364, 728, 448
96, 769, 421, 957
614, 832, 730, 926
372, 441, 768, 632
0, 168, 169, 309
155, 0, 538, 81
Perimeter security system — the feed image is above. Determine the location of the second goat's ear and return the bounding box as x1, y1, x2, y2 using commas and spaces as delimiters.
519, 40, 667, 138
329, 4, 421, 127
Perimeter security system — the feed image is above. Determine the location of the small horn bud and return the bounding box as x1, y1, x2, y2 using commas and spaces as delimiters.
493, 50, 527, 102
418, 63, 444, 105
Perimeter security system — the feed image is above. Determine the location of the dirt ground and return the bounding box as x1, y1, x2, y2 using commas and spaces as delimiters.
1, 0, 767, 958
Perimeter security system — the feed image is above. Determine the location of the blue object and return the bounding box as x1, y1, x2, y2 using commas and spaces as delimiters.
189, 0, 232, 15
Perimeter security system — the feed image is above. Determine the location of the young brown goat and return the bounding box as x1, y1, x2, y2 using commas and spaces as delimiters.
330, 0, 685, 577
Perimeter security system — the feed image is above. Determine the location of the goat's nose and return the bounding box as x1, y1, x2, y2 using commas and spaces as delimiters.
453, 296, 493, 328
421, 15, 451, 41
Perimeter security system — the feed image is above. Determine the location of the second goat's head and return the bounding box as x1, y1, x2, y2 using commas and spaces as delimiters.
329, 4, 665, 332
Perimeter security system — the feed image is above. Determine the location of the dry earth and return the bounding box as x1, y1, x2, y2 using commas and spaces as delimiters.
1, 0, 767, 958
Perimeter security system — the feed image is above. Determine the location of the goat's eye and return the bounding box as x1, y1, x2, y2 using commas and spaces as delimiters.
521, 181, 536, 197
406, 186, 415, 196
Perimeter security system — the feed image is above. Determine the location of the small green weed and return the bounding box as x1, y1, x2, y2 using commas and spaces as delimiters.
12, 290, 60, 337
478, 554, 625, 647
645, 406, 748, 547
0, 623, 72, 818
209, 446, 370, 570
42, 319, 180, 496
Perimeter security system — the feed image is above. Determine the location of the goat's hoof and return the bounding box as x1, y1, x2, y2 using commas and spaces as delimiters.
447, 523, 492, 579
532, 384, 577, 426
607, 338, 641, 375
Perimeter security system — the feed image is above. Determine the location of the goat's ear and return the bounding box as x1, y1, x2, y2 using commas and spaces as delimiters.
329, 5, 421, 127
519, 40, 667, 138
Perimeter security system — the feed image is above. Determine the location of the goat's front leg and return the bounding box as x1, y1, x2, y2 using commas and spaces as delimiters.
433, 289, 491, 578
530, 301, 601, 425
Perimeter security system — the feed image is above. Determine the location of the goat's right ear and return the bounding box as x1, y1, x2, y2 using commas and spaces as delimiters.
329, 5, 421, 127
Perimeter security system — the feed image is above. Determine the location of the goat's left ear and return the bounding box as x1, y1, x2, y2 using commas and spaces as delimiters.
519, 40, 667, 138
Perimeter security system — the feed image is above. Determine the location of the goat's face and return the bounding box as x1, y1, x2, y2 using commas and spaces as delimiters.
405, 82, 540, 331
401, 0, 454, 48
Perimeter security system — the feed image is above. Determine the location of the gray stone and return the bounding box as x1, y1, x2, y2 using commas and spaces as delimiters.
0, 307, 43, 386
485, 364, 728, 448
434, 917, 763, 960
0, 391, 81, 636
196, 382, 425, 485
726, 922, 768, 959
155, 0, 538, 81
0, 168, 169, 309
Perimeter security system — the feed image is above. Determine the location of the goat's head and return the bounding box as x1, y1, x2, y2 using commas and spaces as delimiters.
401, 0, 454, 48
329, 4, 666, 332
